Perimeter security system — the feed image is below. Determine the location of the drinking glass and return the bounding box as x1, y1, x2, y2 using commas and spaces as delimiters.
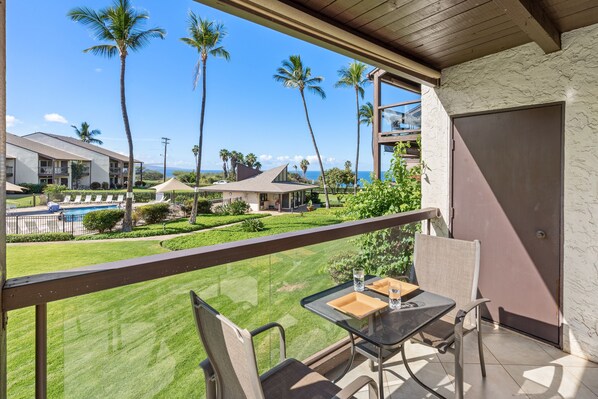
389, 280, 402, 310
353, 268, 365, 292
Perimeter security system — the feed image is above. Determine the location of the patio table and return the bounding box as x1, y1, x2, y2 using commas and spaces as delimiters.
301, 275, 455, 399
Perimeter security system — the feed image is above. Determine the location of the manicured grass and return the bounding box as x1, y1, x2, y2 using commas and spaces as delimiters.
163, 209, 343, 250
75, 213, 269, 240
6, 194, 41, 208
6, 210, 349, 398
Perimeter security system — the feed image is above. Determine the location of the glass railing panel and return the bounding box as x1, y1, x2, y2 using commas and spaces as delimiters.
6, 222, 423, 398
380, 101, 421, 133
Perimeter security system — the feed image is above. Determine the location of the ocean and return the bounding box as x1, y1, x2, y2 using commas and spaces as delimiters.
147, 165, 374, 183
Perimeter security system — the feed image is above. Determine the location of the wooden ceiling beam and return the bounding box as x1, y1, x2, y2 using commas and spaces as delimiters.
194, 0, 440, 86
493, 0, 561, 53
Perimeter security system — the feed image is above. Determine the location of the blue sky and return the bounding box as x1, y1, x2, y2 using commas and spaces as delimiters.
6, 0, 418, 172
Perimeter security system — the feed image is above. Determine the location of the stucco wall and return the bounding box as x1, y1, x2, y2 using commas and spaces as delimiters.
26, 133, 109, 186
8, 144, 38, 184
421, 23, 598, 360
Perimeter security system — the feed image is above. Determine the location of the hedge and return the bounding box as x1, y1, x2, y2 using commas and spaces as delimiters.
136, 203, 170, 224
83, 209, 125, 233
7, 232, 74, 243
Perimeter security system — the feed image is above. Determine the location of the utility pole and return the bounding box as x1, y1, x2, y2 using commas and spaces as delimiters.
161, 137, 170, 182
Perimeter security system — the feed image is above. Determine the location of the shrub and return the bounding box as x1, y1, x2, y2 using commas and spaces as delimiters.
90, 182, 101, 190
18, 183, 45, 194
7, 232, 74, 243
43, 184, 67, 201
325, 252, 361, 284
241, 218, 264, 232
229, 199, 250, 215
134, 180, 145, 187
136, 203, 170, 224
101, 182, 109, 190
83, 209, 125, 233
310, 191, 321, 204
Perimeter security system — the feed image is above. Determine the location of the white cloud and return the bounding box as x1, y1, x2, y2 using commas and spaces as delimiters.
259, 154, 272, 161
326, 157, 336, 164
292, 155, 304, 163
44, 113, 68, 124
6, 115, 19, 128
306, 155, 319, 163
276, 155, 290, 162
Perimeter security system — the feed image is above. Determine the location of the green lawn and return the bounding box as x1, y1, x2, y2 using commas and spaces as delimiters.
6, 194, 41, 208
6, 209, 348, 398
163, 209, 343, 250
75, 213, 269, 240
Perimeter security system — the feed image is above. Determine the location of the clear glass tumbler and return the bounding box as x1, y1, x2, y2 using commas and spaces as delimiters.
389, 280, 402, 310
353, 268, 365, 292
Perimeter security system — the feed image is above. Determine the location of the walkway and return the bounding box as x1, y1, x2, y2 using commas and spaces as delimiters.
334, 322, 598, 398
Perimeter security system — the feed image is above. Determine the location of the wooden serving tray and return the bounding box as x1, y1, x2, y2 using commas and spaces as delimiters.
327, 292, 387, 319
366, 278, 419, 297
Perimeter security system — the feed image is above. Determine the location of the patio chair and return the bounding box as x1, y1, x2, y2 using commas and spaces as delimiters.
115, 195, 124, 203
190, 291, 378, 399
83, 195, 92, 203
409, 233, 490, 399
61, 195, 71, 204
105, 195, 114, 203
24, 219, 39, 234
73, 195, 82, 204
93, 195, 102, 203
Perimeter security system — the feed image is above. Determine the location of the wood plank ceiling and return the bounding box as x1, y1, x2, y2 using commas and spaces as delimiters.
289, 0, 598, 69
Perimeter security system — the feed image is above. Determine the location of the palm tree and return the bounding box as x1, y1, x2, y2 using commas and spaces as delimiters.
68, 0, 166, 232
229, 150, 242, 179
359, 101, 375, 163
300, 158, 310, 177
274, 55, 330, 208
245, 153, 257, 168
335, 61, 369, 194
219, 149, 230, 178
181, 12, 230, 224
254, 161, 262, 171
71, 122, 103, 145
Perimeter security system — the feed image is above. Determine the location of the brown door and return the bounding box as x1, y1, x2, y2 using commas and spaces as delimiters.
451, 104, 562, 345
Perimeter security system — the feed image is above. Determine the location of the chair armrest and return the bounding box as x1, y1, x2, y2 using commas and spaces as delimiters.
454, 298, 491, 333
199, 359, 217, 399
250, 322, 287, 363
333, 375, 378, 399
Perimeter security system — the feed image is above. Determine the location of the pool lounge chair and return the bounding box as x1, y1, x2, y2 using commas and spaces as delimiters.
73, 195, 82, 204
83, 195, 92, 203
62, 195, 71, 204
116, 195, 124, 203
24, 219, 39, 234
105, 195, 114, 203
93, 195, 103, 203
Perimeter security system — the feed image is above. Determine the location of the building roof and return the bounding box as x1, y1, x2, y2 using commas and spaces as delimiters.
7, 132, 89, 161
25, 132, 141, 163
200, 165, 318, 194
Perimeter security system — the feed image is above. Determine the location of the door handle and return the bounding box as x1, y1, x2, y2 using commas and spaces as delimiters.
536, 230, 547, 239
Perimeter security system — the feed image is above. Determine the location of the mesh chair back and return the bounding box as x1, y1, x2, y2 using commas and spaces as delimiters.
190, 292, 264, 399
413, 234, 480, 324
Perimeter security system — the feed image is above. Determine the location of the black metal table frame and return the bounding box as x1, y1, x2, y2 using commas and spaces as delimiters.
302, 279, 455, 399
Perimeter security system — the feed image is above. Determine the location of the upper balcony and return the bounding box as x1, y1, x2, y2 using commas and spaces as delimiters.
81, 166, 90, 175
6, 165, 13, 176
379, 100, 421, 144
109, 166, 123, 175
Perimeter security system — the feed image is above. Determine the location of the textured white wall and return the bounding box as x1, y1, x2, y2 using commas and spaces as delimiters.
421, 23, 598, 360
8, 144, 38, 184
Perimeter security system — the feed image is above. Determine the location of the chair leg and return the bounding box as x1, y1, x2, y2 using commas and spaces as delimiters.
454, 321, 464, 399
477, 309, 487, 378
401, 345, 446, 399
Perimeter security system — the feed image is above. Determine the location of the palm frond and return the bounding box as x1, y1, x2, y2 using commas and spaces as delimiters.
307, 85, 326, 99
84, 44, 119, 58
128, 27, 166, 51
67, 7, 114, 42
209, 46, 230, 61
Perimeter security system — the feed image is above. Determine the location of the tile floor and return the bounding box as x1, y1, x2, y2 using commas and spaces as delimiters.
333, 323, 598, 398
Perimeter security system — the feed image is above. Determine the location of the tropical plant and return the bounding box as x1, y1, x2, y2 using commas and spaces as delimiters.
219, 148, 230, 178
83, 209, 125, 233
137, 203, 170, 224
43, 184, 68, 201
68, 0, 166, 232
273, 55, 330, 208
335, 61, 369, 194
70, 161, 86, 189
359, 102, 374, 160
181, 12, 230, 224
229, 150, 242, 179
241, 218, 264, 232
71, 122, 103, 145
245, 153, 257, 168
300, 158, 310, 177
254, 161, 262, 171
192, 145, 200, 166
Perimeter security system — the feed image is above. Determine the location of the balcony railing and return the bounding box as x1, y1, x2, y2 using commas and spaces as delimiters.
38, 166, 53, 175
81, 166, 90, 175
109, 167, 122, 174
2, 208, 439, 398
378, 99, 421, 143
53, 167, 69, 175
6, 165, 13, 176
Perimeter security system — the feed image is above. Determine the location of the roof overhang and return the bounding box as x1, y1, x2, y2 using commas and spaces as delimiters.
194, 0, 440, 87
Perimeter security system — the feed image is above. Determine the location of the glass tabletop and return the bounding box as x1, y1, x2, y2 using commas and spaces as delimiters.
301, 275, 456, 349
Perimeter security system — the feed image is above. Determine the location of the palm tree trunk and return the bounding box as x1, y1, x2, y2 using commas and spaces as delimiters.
300, 90, 330, 208
120, 55, 134, 232
190, 57, 207, 224
354, 88, 360, 195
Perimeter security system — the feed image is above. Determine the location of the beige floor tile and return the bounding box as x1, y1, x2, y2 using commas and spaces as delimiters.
536, 342, 598, 368
436, 331, 500, 365
385, 361, 454, 398
561, 367, 598, 396
483, 333, 555, 366
334, 356, 390, 395
443, 363, 528, 398
480, 321, 514, 335
504, 365, 598, 399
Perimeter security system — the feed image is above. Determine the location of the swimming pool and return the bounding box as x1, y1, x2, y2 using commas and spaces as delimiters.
63, 205, 118, 218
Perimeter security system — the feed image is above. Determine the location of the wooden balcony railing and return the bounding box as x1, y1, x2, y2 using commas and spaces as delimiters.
1, 207, 440, 399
